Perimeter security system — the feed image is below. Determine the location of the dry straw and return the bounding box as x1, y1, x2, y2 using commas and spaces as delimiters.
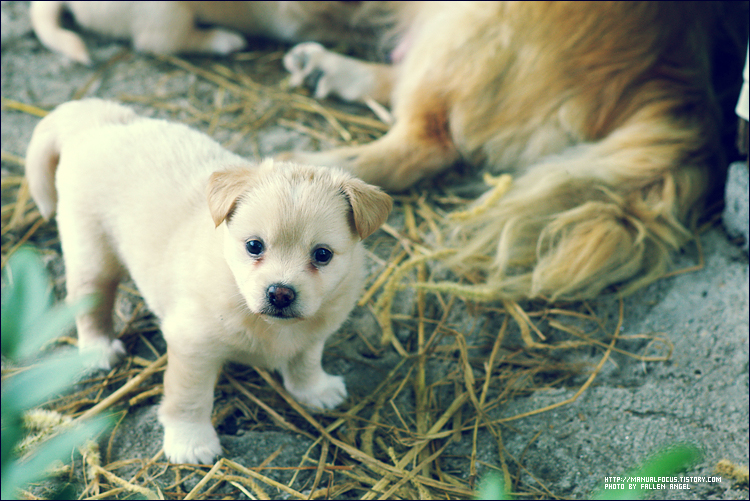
1, 47, 693, 499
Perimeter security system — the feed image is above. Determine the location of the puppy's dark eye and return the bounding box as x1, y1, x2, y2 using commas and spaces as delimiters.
312, 247, 333, 265
246, 239, 264, 256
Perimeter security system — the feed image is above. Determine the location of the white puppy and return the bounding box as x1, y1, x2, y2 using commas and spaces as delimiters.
31, 1, 247, 65
24, 99, 392, 464
30, 1, 377, 65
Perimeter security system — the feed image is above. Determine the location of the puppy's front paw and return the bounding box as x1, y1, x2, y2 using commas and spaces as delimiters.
79, 338, 126, 371
286, 373, 347, 410
159, 416, 221, 464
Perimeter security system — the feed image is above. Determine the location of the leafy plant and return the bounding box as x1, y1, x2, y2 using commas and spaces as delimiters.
474, 442, 703, 500
476, 471, 509, 500
1, 246, 111, 499
591, 443, 703, 500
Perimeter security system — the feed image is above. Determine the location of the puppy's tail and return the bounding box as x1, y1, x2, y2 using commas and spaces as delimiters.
30, 1, 91, 65
25, 99, 137, 219
438, 104, 717, 301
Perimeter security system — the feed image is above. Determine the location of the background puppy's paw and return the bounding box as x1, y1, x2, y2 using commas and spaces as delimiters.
286, 373, 347, 410
283, 42, 339, 99
159, 418, 221, 464
207, 29, 247, 55
283, 42, 376, 103
284, 42, 326, 86
79, 338, 126, 371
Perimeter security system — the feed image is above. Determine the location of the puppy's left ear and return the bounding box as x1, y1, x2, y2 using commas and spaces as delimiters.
341, 178, 393, 239
207, 166, 257, 227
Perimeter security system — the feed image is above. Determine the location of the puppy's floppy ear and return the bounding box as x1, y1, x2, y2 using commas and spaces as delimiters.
341, 178, 393, 239
206, 166, 257, 227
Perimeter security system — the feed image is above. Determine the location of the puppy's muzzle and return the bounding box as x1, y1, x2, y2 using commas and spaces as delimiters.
263, 283, 299, 319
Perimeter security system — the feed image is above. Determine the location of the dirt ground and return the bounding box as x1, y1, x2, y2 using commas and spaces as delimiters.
2, 1, 748, 499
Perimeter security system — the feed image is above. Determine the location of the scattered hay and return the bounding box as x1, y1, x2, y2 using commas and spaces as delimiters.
2, 47, 681, 499
715, 459, 749, 485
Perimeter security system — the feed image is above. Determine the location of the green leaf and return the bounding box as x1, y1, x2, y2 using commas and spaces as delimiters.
1, 245, 113, 500
1, 351, 94, 413
1, 246, 97, 361
592, 443, 703, 500
1, 415, 111, 500
27, 294, 98, 359
1, 410, 25, 478
1, 247, 54, 359
476, 472, 508, 500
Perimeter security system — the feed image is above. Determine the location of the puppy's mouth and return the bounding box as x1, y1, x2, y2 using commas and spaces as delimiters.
260, 306, 303, 321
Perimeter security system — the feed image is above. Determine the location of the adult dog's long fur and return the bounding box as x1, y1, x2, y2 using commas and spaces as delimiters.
284, 1, 748, 300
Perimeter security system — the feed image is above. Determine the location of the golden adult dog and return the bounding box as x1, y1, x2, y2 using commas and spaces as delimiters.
24, 99, 392, 463
282, 1, 747, 300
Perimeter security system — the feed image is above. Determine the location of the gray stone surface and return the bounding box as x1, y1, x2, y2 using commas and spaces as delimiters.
2, 2, 748, 499
724, 161, 749, 252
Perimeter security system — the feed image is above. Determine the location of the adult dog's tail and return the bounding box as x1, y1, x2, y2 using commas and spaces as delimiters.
30, 1, 91, 65
444, 103, 717, 301
25, 99, 138, 220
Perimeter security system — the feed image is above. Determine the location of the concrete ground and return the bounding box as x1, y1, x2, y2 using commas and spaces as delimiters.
2, 1, 748, 499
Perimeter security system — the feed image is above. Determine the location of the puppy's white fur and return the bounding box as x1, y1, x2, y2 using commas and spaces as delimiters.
25, 99, 392, 464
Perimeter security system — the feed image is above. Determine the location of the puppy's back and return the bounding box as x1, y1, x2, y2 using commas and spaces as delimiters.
25, 99, 139, 219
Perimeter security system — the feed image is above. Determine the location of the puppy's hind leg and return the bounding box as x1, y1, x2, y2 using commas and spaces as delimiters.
56, 206, 125, 370
131, 3, 246, 56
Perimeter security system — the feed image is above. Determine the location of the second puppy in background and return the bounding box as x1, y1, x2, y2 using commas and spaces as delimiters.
24, 98, 392, 464
30, 1, 382, 65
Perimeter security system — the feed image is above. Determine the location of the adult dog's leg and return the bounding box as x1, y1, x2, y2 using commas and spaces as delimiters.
283, 112, 459, 191
283, 43, 458, 191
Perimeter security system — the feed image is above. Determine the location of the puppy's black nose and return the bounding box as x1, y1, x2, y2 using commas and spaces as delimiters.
267, 284, 296, 309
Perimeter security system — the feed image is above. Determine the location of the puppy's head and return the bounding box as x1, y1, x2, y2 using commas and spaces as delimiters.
207, 159, 392, 321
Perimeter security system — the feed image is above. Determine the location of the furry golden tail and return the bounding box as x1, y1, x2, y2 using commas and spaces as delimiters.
442, 105, 716, 301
